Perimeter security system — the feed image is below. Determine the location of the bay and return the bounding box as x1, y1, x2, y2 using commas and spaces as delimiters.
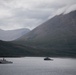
0, 57, 76, 75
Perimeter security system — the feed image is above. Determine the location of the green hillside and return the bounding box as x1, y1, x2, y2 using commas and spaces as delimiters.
0, 40, 76, 57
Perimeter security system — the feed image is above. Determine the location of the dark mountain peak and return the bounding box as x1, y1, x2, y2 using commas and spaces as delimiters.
16, 10, 76, 49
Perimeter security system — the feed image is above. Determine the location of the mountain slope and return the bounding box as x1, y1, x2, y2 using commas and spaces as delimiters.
0, 28, 30, 41
16, 10, 76, 49
0, 40, 41, 57
0, 40, 76, 57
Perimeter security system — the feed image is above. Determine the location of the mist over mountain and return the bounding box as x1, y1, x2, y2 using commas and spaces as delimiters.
16, 10, 76, 50
0, 28, 30, 41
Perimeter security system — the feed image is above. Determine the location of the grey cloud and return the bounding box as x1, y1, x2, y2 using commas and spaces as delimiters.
14, 8, 53, 19
0, 0, 76, 30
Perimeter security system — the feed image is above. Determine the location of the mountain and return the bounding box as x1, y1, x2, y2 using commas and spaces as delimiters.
1, 10, 76, 57
0, 28, 30, 41
14, 10, 76, 55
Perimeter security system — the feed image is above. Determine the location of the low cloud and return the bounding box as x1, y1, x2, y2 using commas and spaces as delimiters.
64, 4, 76, 14
0, 0, 76, 30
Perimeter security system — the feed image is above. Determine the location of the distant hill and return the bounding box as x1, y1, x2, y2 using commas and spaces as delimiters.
16, 10, 76, 49
0, 28, 30, 41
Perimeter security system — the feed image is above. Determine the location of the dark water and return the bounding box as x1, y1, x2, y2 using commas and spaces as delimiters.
0, 57, 76, 75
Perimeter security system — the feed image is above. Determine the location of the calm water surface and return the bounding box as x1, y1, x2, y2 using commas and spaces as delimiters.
0, 57, 76, 75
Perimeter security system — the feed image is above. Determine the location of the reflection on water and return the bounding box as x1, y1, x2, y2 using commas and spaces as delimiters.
0, 57, 76, 75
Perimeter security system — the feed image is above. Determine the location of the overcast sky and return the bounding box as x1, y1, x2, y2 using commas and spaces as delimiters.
0, 0, 76, 30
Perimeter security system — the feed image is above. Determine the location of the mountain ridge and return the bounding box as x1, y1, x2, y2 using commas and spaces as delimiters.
0, 28, 30, 41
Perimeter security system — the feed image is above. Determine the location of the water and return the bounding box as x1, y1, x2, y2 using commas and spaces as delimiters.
0, 57, 76, 75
